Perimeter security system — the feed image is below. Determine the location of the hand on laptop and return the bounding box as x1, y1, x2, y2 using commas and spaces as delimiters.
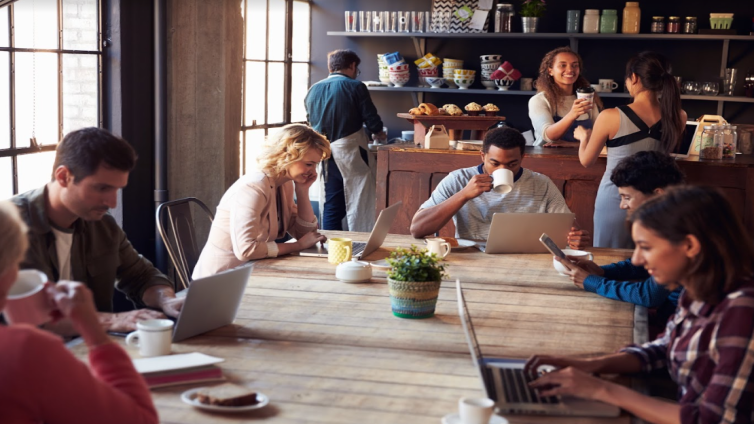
297, 231, 327, 250
461, 174, 494, 200
566, 227, 591, 250
528, 366, 608, 401
101, 309, 167, 333
524, 354, 600, 380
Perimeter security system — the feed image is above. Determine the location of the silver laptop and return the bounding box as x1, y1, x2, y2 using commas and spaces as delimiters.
481, 213, 574, 254
456, 280, 621, 417
299, 201, 402, 259
172, 264, 252, 342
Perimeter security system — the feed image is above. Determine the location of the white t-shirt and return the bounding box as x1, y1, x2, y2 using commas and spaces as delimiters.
420, 165, 571, 240
528, 91, 599, 146
51, 226, 74, 280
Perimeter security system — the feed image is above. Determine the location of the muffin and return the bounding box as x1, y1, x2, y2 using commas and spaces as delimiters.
482, 103, 499, 116
442, 104, 463, 116
465, 102, 482, 116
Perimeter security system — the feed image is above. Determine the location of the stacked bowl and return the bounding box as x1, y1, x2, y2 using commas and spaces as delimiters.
415, 53, 442, 88
388, 63, 410, 87
453, 69, 476, 90
480, 54, 502, 90
377, 54, 390, 85
443, 58, 463, 88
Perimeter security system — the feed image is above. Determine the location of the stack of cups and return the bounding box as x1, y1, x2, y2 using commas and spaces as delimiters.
383, 52, 409, 87
443, 58, 464, 89
453, 69, 476, 90
377, 54, 390, 85
414, 53, 441, 87
480, 54, 502, 90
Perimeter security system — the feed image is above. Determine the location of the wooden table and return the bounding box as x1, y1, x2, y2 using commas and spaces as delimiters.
398, 113, 506, 143
71, 232, 639, 424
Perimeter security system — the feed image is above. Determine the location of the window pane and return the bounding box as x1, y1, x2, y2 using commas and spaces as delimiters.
245, 61, 265, 126
17, 151, 55, 194
0, 157, 12, 199
268, 0, 285, 61
267, 62, 284, 124
245, 0, 267, 60
14, 53, 59, 148
14, 0, 59, 49
243, 129, 265, 174
291, 62, 308, 123
62, 54, 99, 134
0, 52, 9, 149
0, 6, 9, 47
291, 2, 310, 62
63, 0, 99, 51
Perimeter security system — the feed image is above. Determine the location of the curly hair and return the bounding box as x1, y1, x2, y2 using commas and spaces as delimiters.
0, 200, 28, 278
535, 47, 603, 113
256, 124, 331, 179
483, 127, 525, 155
610, 151, 685, 194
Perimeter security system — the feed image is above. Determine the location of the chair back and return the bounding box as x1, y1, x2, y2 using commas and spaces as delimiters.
156, 197, 214, 290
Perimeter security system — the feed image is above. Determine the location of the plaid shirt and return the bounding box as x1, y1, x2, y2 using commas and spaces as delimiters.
622, 280, 754, 423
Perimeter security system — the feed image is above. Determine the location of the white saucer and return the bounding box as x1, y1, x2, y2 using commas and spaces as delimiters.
454, 239, 477, 250
181, 387, 269, 412
442, 413, 508, 424
370, 259, 392, 270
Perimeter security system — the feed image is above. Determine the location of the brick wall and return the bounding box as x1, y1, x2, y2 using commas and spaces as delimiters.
61, 0, 99, 134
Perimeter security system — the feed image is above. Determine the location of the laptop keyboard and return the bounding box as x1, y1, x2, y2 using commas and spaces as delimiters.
500, 368, 559, 404
352, 242, 367, 257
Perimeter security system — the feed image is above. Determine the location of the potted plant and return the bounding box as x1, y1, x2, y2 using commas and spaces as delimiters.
386, 245, 449, 319
520, 0, 546, 33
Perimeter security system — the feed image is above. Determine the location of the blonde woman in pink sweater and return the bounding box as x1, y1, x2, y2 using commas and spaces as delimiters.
0, 200, 158, 424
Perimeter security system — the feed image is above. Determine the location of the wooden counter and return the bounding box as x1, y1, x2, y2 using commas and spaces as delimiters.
376, 144, 754, 238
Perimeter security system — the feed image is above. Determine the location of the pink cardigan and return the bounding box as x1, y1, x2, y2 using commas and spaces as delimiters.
193, 171, 318, 278
0, 324, 158, 424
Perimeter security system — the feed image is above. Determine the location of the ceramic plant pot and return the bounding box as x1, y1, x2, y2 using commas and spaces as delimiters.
387, 278, 442, 319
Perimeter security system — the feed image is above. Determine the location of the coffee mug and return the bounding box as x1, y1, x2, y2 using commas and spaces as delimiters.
3, 269, 56, 326
459, 397, 495, 424
590, 84, 603, 93
553, 249, 595, 276
520, 77, 533, 91
599, 79, 619, 92
491, 168, 514, 194
126, 319, 174, 357
327, 237, 353, 264
426, 238, 451, 258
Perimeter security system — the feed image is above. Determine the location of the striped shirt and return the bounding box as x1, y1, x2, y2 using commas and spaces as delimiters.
420, 165, 570, 240
621, 280, 754, 423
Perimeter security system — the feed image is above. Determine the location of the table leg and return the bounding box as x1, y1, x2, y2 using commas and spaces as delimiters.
413, 121, 427, 146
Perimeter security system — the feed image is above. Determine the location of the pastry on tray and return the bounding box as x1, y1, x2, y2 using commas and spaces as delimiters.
442, 104, 463, 116
418, 103, 441, 116
464, 102, 482, 116
409, 107, 423, 115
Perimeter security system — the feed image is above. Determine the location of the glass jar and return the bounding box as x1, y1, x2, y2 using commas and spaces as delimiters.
566, 10, 580, 33
700, 125, 723, 159
683, 16, 698, 34
667, 16, 680, 33
622, 2, 641, 34
600, 9, 618, 33
494, 3, 515, 33
651, 16, 664, 33
583, 9, 600, 33
722, 125, 738, 159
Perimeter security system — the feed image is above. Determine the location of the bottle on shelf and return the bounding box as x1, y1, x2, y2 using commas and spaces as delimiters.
683, 16, 697, 34
651, 16, 664, 33
494, 4, 515, 33
583, 10, 600, 34
622, 2, 641, 34
600, 10, 618, 33
666, 16, 680, 34
566, 10, 580, 33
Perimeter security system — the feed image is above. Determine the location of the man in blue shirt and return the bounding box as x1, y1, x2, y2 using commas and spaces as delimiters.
305, 49, 386, 232
555, 151, 685, 326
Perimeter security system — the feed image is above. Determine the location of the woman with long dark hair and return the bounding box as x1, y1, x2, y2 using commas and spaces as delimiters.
528, 47, 603, 147
528, 186, 754, 423
577, 51, 686, 248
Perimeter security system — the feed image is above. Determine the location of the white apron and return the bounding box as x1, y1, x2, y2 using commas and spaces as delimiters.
319, 128, 376, 232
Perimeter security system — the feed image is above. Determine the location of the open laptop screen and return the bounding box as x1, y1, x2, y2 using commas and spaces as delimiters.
456, 280, 498, 401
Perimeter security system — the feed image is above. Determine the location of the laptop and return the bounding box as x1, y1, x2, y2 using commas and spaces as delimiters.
456, 280, 621, 417
172, 264, 252, 342
480, 213, 574, 254
671, 121, 699, 158
299, 201, 402, 259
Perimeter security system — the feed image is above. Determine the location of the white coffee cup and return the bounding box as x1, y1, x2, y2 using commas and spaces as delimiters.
599, 79, 619, 92
520, 77, 533, 91
426, 237, 451, 258
459, 397, 494, 424
126, 319, 174, 357
491, 168, 514, 194
553, 249, 595, 276
590, 84, 602, 93
3, 270, 56, 326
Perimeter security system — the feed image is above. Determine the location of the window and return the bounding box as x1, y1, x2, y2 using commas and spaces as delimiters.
240, 0, 311, 175
0, 0, 102, 198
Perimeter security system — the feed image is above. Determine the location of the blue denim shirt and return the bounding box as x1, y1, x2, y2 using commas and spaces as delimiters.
583, 258, 681, 308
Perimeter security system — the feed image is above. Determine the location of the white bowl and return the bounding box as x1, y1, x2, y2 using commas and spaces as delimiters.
425, 77, 445, 88
552, 249, 594, 276
454, 77, 474, 90
494, 79, 515, 91
481, 80, 496, 90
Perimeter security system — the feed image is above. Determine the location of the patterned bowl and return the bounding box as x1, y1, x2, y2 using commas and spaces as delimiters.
443, 58, 464, 68
425, 77, 445, 88
417, 67, 439, 77
454, 69, 476, 77
494, 78, 515, 91
388, 63, 409, 72
481, 62, 501, 71
454, 77, 475, 89
481, 80, 497, 90
389, 71, 410, 87
480, 54, 502, 63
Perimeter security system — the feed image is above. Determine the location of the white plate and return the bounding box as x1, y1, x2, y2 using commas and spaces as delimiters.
442, 413, 508, 424
370, 259, 392, 270
181, 387, 269, 412
454, 239, 477, 250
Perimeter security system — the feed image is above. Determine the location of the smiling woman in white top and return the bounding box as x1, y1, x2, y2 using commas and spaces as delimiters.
193, 124, 331, 279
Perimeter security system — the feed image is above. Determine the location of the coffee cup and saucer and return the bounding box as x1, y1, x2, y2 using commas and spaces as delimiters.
442, 397, 509, 424
3, 269, 59, 326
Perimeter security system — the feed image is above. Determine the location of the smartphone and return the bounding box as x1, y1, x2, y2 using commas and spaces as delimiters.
539, 233, 566, 259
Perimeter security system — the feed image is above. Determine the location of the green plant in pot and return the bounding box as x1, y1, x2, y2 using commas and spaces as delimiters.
520, 0, 545, 33
386, 245, 449, 319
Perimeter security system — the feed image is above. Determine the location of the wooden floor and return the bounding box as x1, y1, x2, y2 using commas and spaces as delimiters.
71, 232, 638, 423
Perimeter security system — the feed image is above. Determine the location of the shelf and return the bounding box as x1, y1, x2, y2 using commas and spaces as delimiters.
367, 86, 754, 103
328, 31, 754, 41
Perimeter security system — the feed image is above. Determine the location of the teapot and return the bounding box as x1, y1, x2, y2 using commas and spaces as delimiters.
335, 259, 372, 283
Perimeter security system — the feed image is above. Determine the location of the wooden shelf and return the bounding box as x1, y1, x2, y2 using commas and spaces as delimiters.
328, 31, 754, 41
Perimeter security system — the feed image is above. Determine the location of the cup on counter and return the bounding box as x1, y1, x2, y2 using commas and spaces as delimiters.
327, 238, 353, 264
492, 168, 514, 194
553, 249, 594, 276
459, 397, 495, 424
599, 79, 619, 92
3, 269, 56, 326
590, 84, 602, 93
426, 238, 451, 258
126, 319, 174, 357
520, 77, 533, 91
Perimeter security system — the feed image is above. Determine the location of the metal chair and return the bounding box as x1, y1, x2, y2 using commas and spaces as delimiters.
156, 197, 214, 291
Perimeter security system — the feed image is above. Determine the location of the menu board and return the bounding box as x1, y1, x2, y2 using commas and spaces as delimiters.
432, 0, 491, 33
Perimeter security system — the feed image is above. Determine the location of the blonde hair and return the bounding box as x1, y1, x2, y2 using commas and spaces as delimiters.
256, 124, 331, 178
0, 201, 28, 276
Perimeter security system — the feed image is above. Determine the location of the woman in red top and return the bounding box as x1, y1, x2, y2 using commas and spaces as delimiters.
528, 186, 754, 423
0, 200, 158, 424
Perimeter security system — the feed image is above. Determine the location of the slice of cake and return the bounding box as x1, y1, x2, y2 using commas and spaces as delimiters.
196, 383, 259, 407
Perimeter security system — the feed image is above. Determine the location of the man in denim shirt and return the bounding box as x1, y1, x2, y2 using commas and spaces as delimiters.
555, 151, 684, 325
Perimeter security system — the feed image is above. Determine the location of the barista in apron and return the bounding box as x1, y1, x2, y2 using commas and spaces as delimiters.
552, 110, 594, 143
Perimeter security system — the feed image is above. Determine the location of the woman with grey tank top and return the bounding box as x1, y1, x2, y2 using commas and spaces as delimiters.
574, 52, 686, 248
